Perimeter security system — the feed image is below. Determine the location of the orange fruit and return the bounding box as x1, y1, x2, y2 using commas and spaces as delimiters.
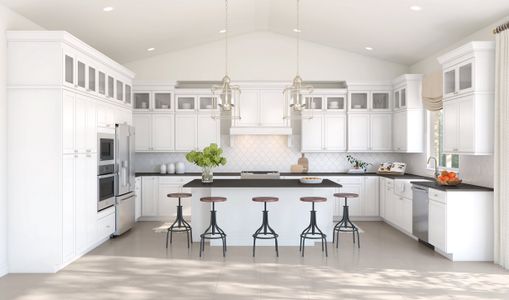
448, 172, 457, 179
441, 170, 449, 177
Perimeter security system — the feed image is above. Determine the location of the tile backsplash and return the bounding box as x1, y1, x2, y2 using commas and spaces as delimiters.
135, 135, 405, 173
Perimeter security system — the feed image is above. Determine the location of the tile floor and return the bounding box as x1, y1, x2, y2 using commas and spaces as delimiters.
0, 221, 508, 300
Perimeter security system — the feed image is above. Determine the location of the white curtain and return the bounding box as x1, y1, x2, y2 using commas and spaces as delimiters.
494, 28, 509, 269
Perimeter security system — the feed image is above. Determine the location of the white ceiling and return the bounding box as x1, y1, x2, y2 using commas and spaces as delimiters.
2, 0, 509, 65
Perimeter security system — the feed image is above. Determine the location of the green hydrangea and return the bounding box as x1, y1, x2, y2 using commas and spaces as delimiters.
186, 143, 227, 168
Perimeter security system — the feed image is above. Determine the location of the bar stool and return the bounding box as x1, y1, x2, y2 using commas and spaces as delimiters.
333, 193, 360, 248
199, 197, 227, 257
252, 197, 279, 257
299, 197, 328, 257
166, 193, 193, 249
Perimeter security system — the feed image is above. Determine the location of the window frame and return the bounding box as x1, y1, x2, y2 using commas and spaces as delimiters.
427, 110, 460, 172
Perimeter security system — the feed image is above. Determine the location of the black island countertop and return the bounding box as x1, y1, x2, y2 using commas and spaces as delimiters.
183, 179, 342, 188
410, 181, 494, 192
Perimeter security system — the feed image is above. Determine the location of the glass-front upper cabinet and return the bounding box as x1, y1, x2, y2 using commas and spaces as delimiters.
98, 72, 106, 96
326, 96, 345, 111
116, 80, 124, 101
304, 96, 323, 110
458, 61, 473, 93
107, 76, 114, 98
371, 92, 390, 110
88, 66, 96, 92
443, 68, 456, 97
443, 59, 474, 98
134, 92, 151, 110
77, 60, 86, 89
199, 96, 218, 110
400, 88, 406, 108
125, 85, 132, 105
64, 54, 74, 87
394, 90, 400, 109
154, 92, 172, 111
349, 92, 368, 111
176, 96, 196, 111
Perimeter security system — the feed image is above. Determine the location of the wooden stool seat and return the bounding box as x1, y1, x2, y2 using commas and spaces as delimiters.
300, 196, 327, 203
252, 197, 279, 203
167, 192, 192, 198
200, 196, 227, 203
334, 193, 359, 198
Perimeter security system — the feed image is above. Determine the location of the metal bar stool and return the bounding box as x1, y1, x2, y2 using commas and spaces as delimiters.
166, 193, 193, 248
333, 193, 360, 248
199, 197, 227, 257
252, 197, 279, 257
299, 197, 328, 257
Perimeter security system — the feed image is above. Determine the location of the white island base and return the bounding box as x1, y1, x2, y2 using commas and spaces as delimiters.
189, 185, 337, 246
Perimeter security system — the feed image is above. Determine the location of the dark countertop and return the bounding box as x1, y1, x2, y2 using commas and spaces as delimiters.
135, 171, 431, 179
183, 179, 342, 188
410, 181, 494, 192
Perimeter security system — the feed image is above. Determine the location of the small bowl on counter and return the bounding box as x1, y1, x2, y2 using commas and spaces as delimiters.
299, 177, 323, 184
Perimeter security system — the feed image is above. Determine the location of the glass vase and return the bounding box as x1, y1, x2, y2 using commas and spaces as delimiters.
202, 166, 214, 183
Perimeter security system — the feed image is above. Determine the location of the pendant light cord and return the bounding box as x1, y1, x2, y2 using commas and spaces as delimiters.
225, 0, 229, 77
296, 0, 300, 76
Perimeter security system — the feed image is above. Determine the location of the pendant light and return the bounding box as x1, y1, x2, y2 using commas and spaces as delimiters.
284, 0, 313, 118
211, 0, 241, 120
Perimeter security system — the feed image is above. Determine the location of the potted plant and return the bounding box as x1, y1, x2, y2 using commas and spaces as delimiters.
186, 143, 227, 183
346, 155, 371, 173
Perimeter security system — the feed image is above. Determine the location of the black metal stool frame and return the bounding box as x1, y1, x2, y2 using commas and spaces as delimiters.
252, 201, 279, 257
166, 196, 193, 249
333, 197, 360, 248
299, 201, 328, 257
199, 202, 227, 257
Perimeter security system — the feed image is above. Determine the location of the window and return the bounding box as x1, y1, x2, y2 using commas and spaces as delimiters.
429, 110, 459, 169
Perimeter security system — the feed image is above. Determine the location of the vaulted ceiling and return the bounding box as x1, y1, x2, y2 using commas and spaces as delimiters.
2, 0, 509, 65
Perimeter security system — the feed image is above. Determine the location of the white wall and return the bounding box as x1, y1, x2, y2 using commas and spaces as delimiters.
0, 3, 43, 276
125, 31, 408, 82
404, 17, 509, 188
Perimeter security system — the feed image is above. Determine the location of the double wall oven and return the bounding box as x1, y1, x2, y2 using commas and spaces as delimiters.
97, 133, 116, 211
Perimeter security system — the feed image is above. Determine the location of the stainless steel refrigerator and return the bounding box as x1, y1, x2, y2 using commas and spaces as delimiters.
113, 124, 136, 236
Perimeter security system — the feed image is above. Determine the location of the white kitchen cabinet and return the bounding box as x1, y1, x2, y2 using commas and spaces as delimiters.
197, 114, 220, 149
427, 188, 493, 261
62, 155, 76, 264
442, 94, 493, 155
392, 109, 424, 153
348, 113, 391, 152
301, 113, 346, 152
135, 177, 142, 221
402, 197, 413, 233
175, 114, 198, 151
141, 177, 158, 217
348, 114, 370, 151
63, 91, 97, 154
158, 183, 181, 217
379, 178, 386, 218
237, 91, 259, 127
63, 91, 76, 154
337, 182, 362, 217
133, 114, 152, 151
331, 177, 379, 219
260, 91, 286, 127
152, 114, 175, 151
363, 177, 379, 216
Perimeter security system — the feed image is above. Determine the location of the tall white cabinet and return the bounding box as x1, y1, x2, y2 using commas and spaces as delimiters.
7, 31, 134, 273
438, 41, 495, 155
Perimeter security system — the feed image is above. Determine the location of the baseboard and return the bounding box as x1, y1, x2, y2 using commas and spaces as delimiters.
0, 261, 7, 277
138, 216, 191, 222
333, 216, 383, 222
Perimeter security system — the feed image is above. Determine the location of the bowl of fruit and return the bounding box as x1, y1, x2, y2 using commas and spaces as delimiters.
299, 177, 323, 184
436, 170, 462, 186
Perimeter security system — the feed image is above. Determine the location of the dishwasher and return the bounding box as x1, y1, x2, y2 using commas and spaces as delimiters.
412, 185, 430, 243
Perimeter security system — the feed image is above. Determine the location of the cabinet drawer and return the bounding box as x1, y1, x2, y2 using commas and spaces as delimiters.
386, 179, 394, 187
97, 212, 115, 239
429, 188, 446, 204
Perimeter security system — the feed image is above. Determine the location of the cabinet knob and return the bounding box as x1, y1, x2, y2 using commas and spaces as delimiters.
74, 150, 78, 153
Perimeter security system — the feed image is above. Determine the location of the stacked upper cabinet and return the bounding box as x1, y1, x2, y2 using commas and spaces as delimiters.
346, 84, 393, 152
391, 74, 424, 153
437, 41, 495, 155
301, 90, 347, 152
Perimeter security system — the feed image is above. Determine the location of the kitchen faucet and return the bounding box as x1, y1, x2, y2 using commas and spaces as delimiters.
427, 156, 439, 178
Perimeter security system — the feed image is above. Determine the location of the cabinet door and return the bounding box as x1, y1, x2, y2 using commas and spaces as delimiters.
63, 91, 75, 154
379, 178, 386, 218
141, 177, 157, 216
429, 199, 447, 252
175, 114, 197, 151
237, 91, 259, 126
324, 114, 346, 151
77, 60, 86, 89
393, 111, 406, 152
64, 54, 75, 87
385, 184, 394, 223
62, 154, 75, 263
75, 155, 88, 254
348, 114, 370, 151
459, 96, 474, 153
370, 114, 392, 151
197, 114, 220, 149
88, 66, 96, 93
338, 183, 362, 217
363, 177, 379, 216
158, 184, 181, 217
107, 76, 115, 98
259, 91, 286, 126
371, 92, 390, 111
74, 95, 87, 153
349, 92, 368, 111
443, 100, 460, 152
402, 197, 413, 233
152, 114, 174, 151
135, 178, 142, 221
301, 114, 323, 151
85, 154, 98, 246
443, 67, 456, 98
133, 114, 152, 151
458, 60, 473, 94
98, 71, 106, 96
85, 100, 97, 153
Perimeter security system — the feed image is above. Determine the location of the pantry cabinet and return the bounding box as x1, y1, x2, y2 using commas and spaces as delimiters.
301, 113, 346, 152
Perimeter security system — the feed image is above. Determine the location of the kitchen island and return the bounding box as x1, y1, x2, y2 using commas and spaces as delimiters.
184, 179, 342, 246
